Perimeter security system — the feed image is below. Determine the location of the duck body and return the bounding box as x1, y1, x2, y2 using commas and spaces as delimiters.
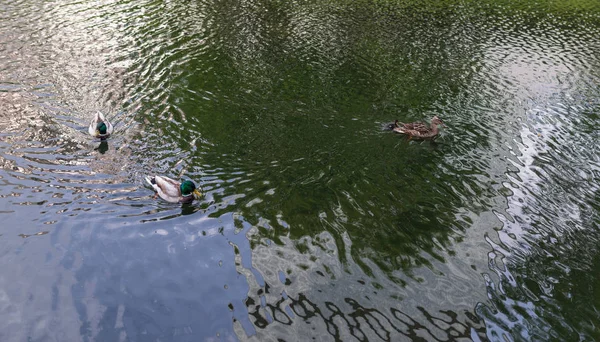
88, 111, 114, 139
392, 116, 444, 139
145, 175, 202, 203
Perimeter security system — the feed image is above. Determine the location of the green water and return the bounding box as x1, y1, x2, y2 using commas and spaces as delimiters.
0, 0, 599, 340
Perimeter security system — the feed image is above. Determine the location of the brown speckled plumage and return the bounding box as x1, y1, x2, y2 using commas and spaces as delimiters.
393, 116, 444, 139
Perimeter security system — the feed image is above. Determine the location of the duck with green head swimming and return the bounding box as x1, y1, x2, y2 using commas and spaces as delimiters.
88, 111, 114, 140
145, 175, 202, 203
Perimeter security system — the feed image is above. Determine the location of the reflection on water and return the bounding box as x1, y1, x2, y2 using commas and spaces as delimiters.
94, 141, 109, 154
1, 0, 599, 340
480, 102, 600, 340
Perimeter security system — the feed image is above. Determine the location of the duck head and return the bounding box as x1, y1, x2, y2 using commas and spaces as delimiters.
180, 180, 202, 198
431, 116, 445, 127
96, 122, 108, 136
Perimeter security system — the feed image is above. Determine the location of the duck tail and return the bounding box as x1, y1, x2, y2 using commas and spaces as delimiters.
145, 176, 156, 186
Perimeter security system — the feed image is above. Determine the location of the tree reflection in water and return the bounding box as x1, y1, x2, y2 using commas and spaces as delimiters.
242, 290, 487, 341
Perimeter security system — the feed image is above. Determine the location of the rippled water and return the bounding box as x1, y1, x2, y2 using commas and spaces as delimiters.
1, 0, 599, 340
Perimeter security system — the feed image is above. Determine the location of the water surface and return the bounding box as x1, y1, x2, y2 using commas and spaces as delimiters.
1, 0, 599, 340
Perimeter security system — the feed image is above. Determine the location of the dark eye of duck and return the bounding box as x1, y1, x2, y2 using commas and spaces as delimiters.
180, 180, 196, 196
96, 122, 107, 135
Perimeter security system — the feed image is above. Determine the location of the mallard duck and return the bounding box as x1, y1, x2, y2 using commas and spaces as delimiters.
145, 175, 202, 203
88, 111, 114, 139
392, 116, 444, 139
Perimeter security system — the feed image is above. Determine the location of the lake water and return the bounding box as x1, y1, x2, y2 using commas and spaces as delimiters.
1, 0, 599, 340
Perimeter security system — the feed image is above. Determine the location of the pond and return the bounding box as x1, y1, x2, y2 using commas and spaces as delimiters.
0, 0, 599, 340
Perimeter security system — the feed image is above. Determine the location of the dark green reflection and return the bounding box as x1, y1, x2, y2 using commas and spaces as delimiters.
111, 0, 600, 339
122, 0, 492, 279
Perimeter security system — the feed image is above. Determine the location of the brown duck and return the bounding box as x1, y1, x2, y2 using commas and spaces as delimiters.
392, 116, 444, 139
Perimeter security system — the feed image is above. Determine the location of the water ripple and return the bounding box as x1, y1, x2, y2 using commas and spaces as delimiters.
1, 0, 600, 340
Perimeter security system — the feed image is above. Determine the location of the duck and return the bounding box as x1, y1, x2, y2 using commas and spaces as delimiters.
88, 111, 114, 139
392, 116, 444, 139
145, 175, 202, 203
